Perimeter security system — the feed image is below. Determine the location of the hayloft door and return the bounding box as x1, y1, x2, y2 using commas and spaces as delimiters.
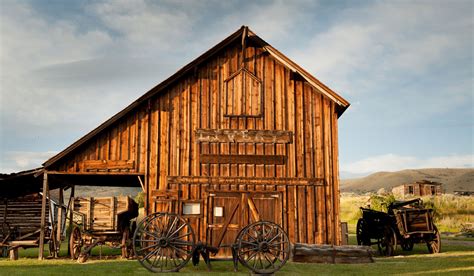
207, 192, 282, 256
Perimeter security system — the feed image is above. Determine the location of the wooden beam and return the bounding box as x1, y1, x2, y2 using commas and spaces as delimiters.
38, 172, 48, 260
200, 154, 286, 165
46, 171, 143, 176
167, 176, 324, 186
137, 175, 145, 192
81, 160, 135, 170
195, 129, 293, 144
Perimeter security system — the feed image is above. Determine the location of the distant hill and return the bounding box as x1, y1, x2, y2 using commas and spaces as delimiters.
340, 168, 474, 193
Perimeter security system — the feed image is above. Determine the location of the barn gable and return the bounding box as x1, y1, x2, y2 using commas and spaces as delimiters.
43, 26, 349, 169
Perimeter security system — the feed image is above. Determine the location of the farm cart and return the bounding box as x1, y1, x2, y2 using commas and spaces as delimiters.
132, 212, 290, 274
356, 198, 440, 256
69, 196, 138, 261
0, 194, 64, 259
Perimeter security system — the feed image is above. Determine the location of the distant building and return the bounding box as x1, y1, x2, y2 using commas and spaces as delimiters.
392, 180, 443, 198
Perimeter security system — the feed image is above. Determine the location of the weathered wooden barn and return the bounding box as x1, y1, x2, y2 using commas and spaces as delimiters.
18, 26, 349, 258
392, 180, 443, 198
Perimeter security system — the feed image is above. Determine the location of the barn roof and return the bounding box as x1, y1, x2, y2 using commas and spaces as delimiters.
43, 26, 349, 168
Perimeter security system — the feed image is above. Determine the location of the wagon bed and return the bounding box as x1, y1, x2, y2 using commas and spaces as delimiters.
72, 196, 138, 232
69, 196, 138, 261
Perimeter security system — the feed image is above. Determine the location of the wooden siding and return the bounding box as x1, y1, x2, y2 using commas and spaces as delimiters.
49, 41, 342, 246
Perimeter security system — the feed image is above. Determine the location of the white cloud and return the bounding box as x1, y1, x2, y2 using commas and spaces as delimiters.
291, 1, 472, 96
1, 151, 58, 173
341, 153, 474, 175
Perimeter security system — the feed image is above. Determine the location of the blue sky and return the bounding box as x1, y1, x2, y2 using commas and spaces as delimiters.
0, 0, 472, 177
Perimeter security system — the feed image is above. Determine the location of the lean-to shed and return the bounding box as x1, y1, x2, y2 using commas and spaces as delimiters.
40, 26, 350, 256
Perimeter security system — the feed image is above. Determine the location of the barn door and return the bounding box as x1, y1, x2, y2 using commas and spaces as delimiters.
207, 191, 282, 256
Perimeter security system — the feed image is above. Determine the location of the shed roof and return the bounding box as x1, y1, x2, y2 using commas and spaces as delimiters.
43, 26, 349, 168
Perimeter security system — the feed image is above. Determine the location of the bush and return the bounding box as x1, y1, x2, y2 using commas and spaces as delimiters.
368, 193, 396, 212
135, 192, 145, 208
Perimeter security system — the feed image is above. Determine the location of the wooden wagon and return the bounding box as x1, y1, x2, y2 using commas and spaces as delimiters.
0, 193, 65, 259
69, 196, 138, 261
132, 212, 291, 274
356, 198, 440, 256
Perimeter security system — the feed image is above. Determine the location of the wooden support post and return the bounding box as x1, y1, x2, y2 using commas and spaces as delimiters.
38, 172, 48, 260
56, 187, 64, 255
67, 185, 75, 257
10, 248, 18, 260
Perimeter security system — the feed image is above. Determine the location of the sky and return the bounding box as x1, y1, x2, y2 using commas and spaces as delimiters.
0, 0, 472, 178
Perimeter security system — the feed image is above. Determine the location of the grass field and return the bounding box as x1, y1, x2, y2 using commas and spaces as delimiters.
1, 235, 473, 275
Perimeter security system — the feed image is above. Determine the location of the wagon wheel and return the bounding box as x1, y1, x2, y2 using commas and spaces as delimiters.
426, 226, 441, 253
69, 226, 83, 260
379, 226, 396, 256
400, 238, 414, 251
356, 218, 371, 246
235, 221, 290, 274
121, 227, 130, 258
133, 212, 196, 273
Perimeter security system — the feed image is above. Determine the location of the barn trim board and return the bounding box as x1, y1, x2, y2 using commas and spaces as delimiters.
2, 25, 349, 259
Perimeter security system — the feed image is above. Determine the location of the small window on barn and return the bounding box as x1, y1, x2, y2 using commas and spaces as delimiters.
182, 202, 201, 216
225, 68, 262, 117
408, 186, 414, 194
214, 207, 224, 217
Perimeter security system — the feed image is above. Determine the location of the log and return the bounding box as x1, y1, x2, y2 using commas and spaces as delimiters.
291, 243, 374, 264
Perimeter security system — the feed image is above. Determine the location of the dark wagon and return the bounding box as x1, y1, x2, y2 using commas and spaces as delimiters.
356, 198, 440, 256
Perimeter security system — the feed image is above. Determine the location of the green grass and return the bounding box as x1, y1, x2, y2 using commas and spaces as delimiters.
0, 251, 473, 275
1, 237, 473, 275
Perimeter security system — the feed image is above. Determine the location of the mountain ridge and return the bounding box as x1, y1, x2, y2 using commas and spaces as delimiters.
340, 168, 473, 193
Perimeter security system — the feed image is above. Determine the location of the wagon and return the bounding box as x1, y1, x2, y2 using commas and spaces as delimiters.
356, 198, 440, 256
0, 193, 64, 259
132, 212, 290, 274
69, 196, 138, 261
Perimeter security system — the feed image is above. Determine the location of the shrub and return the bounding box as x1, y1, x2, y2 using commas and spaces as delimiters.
135, 192, 145, 208
368, 193, 396, 212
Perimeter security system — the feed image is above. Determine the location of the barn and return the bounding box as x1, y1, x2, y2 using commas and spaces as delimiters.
12, 26, 350, 258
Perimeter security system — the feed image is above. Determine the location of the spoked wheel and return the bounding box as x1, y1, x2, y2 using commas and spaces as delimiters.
426, 226, 441, 253
356, 218, 371, 246
133, 212, 195, 273
400, 238, 414, 251
379, 226, 396, 256
69, 226, 83, 260
235, 221, 290, 274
